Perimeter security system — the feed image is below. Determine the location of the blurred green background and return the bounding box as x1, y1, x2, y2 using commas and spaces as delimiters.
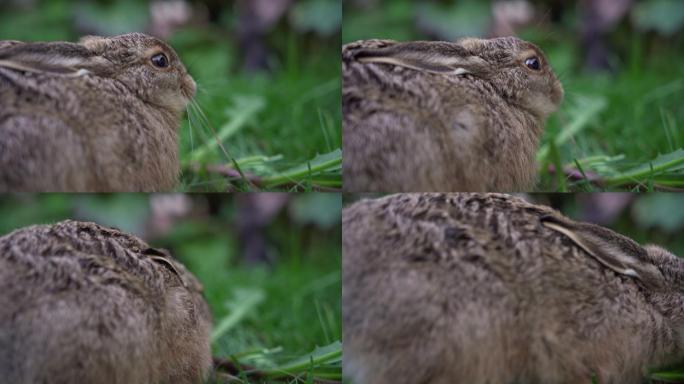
0, 0, 341, 192
343, 0, 684, 191
0, 193, 342, 383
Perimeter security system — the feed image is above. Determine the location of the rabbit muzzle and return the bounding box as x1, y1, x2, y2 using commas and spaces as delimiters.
181, 74, 196, 100
551, 79, 564, 107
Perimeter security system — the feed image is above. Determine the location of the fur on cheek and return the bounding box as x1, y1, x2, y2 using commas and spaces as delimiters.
130, 82, 187, 114
167, 92, 190, 114
526, 93, 557, 118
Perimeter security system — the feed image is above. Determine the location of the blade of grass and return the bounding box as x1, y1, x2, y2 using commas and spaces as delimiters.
188, 96, 264, 163
318, 108, 334, 153
650, 371, 684, 382
188, 99, 261, 189
537, 95, 607, 162
549, 139, 566, 192
603, 148, 684, 187
572, 158, 593, 191
260, 341, 342, 379
261, 149, 342, 188
211, 288, 265, 343
661, 107, 675, 152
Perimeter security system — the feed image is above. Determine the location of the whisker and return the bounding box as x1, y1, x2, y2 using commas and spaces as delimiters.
186, 104, 194, 152
193, 80, 208, 95
193, 100, 219, 136
188, 99, 256, 189
189, 100, 212, 135
185, 55, 201, 75
187, 102, 212, 147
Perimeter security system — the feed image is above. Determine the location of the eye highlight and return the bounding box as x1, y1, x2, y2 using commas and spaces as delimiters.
151, 53, 169, 68
525, 57, 541, 71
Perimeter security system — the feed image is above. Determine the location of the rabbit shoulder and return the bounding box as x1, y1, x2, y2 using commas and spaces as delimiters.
343, 193, 684, 384
0, 220, 212, 384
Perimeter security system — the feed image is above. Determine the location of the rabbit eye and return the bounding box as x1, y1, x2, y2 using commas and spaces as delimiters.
525, 57, 541, 70
151, 53, 169, 68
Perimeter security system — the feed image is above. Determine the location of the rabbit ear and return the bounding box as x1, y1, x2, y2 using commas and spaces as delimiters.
0, 40, 24, 51
79, 35, 109, 54
0, 42, 103, 76
143, 247, 187, 288
541, 216, 664, 289
0, 59, 88, 76
354, 41, 488, 76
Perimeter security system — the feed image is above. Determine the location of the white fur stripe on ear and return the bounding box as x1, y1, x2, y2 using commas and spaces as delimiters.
542, 220, 640, 278
0, 59, 90, 77
357, 56, 471, 76
148, 255, 186, 288
0, 59, 36, 73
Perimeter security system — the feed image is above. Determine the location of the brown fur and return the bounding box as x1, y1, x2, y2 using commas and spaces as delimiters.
0, 220, 212, 384
343, 193, 684, 384
0, 33, 195, 192
343, 37, 564, 192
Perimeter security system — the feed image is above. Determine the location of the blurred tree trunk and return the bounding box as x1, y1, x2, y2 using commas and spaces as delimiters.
236, 193, 289, 265
236, 0, 293, 72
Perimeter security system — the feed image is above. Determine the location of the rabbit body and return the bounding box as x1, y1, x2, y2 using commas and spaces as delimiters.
343, 38, 564, 192
0, 33, 195, 192
0, 220, 212, 384
343, 193, 684, 384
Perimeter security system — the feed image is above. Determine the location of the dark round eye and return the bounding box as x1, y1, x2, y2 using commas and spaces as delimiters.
525, 57, 541, 70
151, 53, 169, 68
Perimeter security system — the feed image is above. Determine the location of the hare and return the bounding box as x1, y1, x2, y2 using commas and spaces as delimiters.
343, 193, 684, 384
0, 33, 196, 192
0, 220, 212, 384
343, 37, 564, 192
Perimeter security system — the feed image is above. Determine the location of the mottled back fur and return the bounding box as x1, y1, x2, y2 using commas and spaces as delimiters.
0, 220, 212, 384
0, 33, 195, 192
343, 193, 684, 384
343, 37, 563, 192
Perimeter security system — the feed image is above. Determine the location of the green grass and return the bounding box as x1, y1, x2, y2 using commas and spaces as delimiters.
163, 214, 342, 383
172, 28, 341, 192
537, 40, 684, 191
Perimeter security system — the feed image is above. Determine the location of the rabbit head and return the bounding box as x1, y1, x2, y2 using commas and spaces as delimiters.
0, 33, 195, 115
79, 33, 196, 115
0, 33, 197, 192
542, 215, 684, 337
353, 36, 563, 118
